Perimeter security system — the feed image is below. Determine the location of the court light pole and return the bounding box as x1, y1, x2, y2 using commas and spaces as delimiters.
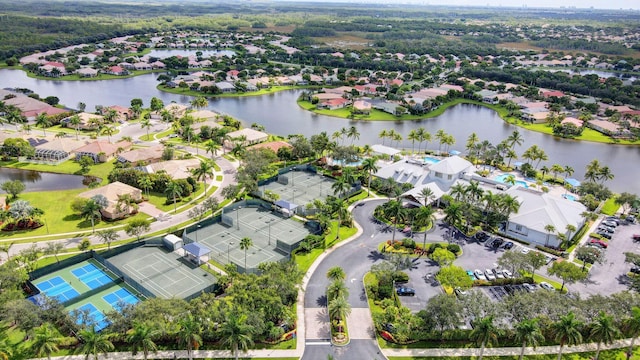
195, 224, 201, 243
266, 219, 273, 246
227, 242, 234, 264
236, 206, 242, 230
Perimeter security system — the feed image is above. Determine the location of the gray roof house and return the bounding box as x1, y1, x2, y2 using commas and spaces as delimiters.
502, 187, 587, 248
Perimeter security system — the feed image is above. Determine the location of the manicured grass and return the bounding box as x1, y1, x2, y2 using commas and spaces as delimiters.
25, 69, 160, 81
158, 84, 311, 98
520, 122, 634, 144
295, 222, 357, 273
0, 158, 112, 185
601, 197, 621, 216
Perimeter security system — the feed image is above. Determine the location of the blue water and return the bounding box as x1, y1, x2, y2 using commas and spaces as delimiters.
494, 174, 529, 188
331, 159, 363, 167
563, 194, 577, 201
423, 156, 441, 165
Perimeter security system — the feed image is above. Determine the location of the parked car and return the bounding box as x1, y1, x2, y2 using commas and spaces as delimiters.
454, 288, 469, 297
605, 216, 620, 224
466, 270, 477, 281
539, 282, 555, 291
502, 269, 513, 278
626, 216, 637, 224
597, 225, 615, 234
485, 269, 496, 281
474, 269, 486, 281
632, 234, 640, 242
523, 283, 538, 292
521, 248, 530, 254
630, 267, 640, 275
596, 231, 612, 240
545, 255, 556, 264
396, 287, 416, 296
491, 239, 504, 248
590, 239, 609, 248
503, 241, 514, 250
602, 220, 618, 228
493, 269, 505, 279
475, 232, 490, 242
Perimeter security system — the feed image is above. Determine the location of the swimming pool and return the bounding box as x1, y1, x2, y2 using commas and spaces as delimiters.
493, 174, 528, 188
330, 158, 363, 167
562, 194, 577, 201
423, 156, 441, 165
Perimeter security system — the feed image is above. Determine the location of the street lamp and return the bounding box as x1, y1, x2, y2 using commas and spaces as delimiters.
291, 168, 295, 186
236, 206, 242, 230
292, 189, 297, 203
266, 219, 274, 246
195, 224, 201, 243
227, 242, 234, 264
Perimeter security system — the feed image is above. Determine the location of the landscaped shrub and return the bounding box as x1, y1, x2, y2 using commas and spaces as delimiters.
402, 238, 416, 249
446, 243, 461, 254
378, 283, 393, 299
535, 245, 567, 257
393, 271, 409, 283
427, 242, 442, 254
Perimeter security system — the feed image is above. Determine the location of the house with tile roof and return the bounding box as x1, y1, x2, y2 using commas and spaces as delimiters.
75, 140, 132, 163
79, 181, 142, 219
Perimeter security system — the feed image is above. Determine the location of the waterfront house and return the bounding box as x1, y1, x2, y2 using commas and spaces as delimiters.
75, 140, 132, 163
79, 181, 142, 220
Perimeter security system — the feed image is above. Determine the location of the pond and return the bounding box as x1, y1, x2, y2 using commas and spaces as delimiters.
0, 168, 89, 192
146, 49, 235, 59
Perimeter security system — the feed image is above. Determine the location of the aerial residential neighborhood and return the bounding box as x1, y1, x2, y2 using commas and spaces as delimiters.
0, 1, 639, 359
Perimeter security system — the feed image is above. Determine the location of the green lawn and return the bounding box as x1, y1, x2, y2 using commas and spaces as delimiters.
158, 84, 309, 98
601, 197, 621, 216
295, 222, 357, 273
387, 347, 640, 360
25, 69, 160, 81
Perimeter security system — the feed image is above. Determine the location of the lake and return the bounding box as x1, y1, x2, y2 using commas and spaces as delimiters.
0, 68, 638, 194
0, 168, 88, 192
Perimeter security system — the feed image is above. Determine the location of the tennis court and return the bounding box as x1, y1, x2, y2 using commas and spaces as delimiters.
75, 303, 110, 332
187, 206, 312, 272
105, 246, 216, 299
260, 169, 338, 207
103, 288, 139, 308
34, 276, 80, 303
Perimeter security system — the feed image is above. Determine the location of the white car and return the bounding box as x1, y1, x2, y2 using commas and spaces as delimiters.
493, 269, 505, 279
540, 282, 555, 291
474, 269, 487, 281
502, 269, 513, 278
485, 269, 496, 281
521, 248, 530, 254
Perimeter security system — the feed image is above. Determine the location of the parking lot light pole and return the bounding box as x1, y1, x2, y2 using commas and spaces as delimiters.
227, 242, 234, 264
266, 219, 273, 246
236, 206, 242, 230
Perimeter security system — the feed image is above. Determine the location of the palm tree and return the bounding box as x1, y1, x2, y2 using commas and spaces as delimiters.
78, 327, 114, 360
331, 176, 351, 198
327, 279, 349, 301
550, 164, 564, 182
190, 96, 209, 109
443, 202, 464, 230
328, 296, 351, 331
507, 130, 524, 150
418, 187, 435, 207
140, 118, 152, 140
550, 312, 583, 360
347, 126, 360, 144
360, 157, 379, 196
165, 181, 183, 213
544, 224, 556, 247
408, 129, 419, 154
219, 310, 254, 360
35, 113, 51, 136
126, 322, 159, 360
470, 316, 501, 360
514, 318, 544, 360
415, 205, 436, 254
81, 199, 103, 234
505, 148, 518, 168
466, 132, 479, 156
239, 237, 253, 272
585, 159, 601, 183
176, 314, 202, 360
385, 199, 406, 242
102, 126, 116, 142
590, 311, 619, 360
31, 323, 62, 360
69, 114, 81, 140
597, 166, 614, 185
418, 128, 431, 153
563, 165, 575, 180
565, 224, 577, 242
326, 266, 346, 282
191, 160, 214, 195
623, 307, 640, 360
137, 176, 153, 200
204, 139, 220, 160
96, 229, 118, 250
435, 129, 446, 154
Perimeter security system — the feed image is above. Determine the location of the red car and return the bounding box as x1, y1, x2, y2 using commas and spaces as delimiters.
590, 239, 608, 248
633, 234, 640, 241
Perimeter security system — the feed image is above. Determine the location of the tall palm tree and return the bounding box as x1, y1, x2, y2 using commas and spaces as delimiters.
127, 322, 159, 360
204, 139, 220, 160
514, 318, 544, 360
443, 202, 464, 230
347, 126, 360, 144
78, 327, 114, 360
360, 157, 379, 196
418, 187, 435, 207
418, 128, 431, 153
544, 224, 556, 247
81, 199, 103, 234
69, 114, 82, 140
385, 199, 406, 242
563, 165, 575, 180
326, 266, 346, 282
331, 176, 351, 198
585, 159, 602, 183
550, 312, 583, 360
435, 129, 446, 154
176, 314, 202, 360
415, 205, 436, 253
408, 129, 419, 154
165, 181, 183, 213
565, 224, 577, 242
239, 237, 253, 272
35, 113, 51, 136
507, 130, 524, 150
505, 148, 518, 168
470, 316, 501, 360
140, 118, 152, 140
623, 307, 640, 360
137, 176, 153, 200
102, 126, 116, 142
466, 132, 479, 156
219, 310, 254, 360
191, 160, 214, 195
597, 166, 615, 185
190, 96, 209, 109
590, 311, 619, 360
31, 323, 62, 360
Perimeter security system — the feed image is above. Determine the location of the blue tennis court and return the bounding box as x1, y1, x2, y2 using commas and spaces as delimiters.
76, 303, 109, 332
34, 276, 80, 302
72, 263, 115, 290
103, 288, 139, 309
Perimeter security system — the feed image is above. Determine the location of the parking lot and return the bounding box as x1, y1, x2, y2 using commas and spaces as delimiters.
396, 258, 445, 312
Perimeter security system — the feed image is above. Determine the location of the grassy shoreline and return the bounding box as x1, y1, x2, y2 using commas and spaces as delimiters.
157, 84, 321, 98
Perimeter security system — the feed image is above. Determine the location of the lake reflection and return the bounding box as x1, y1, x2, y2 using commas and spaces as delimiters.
0, 168, 88, 192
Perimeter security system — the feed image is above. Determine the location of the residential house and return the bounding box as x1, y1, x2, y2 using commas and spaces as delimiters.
32, 137, 87, 162
587, 119, 622, 135
248, 141, 292, 154
0, 89, 67, 119
503, 187, 586, 248
75, 140, 132, 163
352, 100, 372, 114
77, 68, 98, 78
79, 181, 142, 220
117, 145, 164, 164
224, 128, 268, 148
560, 117, 583, 128
140, 159, 200, 180
319, 98, 349, 110
215, 81, 236, 93
61, 112, 105, 130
